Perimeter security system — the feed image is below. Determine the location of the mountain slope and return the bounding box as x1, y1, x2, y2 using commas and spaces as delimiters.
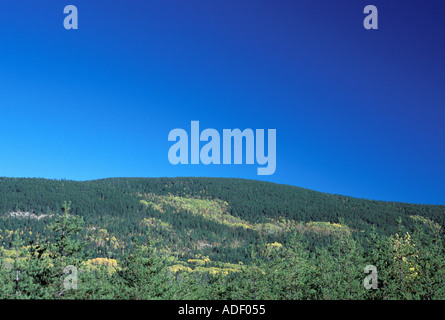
0, 176, 443, 265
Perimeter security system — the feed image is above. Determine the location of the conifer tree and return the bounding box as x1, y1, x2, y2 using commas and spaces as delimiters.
47, 201, 87, 299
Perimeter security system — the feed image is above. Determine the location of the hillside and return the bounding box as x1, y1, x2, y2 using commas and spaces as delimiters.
1, 177, 444, 262
0, 177, 444, 299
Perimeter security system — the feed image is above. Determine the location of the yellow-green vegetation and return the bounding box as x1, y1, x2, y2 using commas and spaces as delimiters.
266, 242, 283, 249
87, 227, 121, 250
296, 221, 353, 237
1, 245, 119, 275
187, 257, 210, 266
1, 243, 49, 268
139, 193, 255, 230
409, 215, 443, 233
169, 264, 193, 273
84, 257, 119, 275
1, 247, 22, 267
168, 254, 242, 276
257, 218, 301, 234
391, 232, 420, 281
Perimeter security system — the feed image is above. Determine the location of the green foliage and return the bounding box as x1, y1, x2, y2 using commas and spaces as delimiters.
113, 232, 170, 299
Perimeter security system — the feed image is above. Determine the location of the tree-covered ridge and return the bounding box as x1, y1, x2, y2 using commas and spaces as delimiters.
2, 176, 443, 230
0, 177, 444, 299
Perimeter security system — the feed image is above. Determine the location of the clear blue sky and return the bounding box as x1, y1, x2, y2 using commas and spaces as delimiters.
0, 0, 443, 205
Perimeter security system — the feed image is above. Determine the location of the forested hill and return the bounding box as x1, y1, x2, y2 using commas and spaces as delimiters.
1, 177, 444, 300
1, 176, 444, 233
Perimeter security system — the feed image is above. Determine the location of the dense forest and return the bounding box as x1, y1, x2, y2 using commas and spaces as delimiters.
0, 177, 443, 299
